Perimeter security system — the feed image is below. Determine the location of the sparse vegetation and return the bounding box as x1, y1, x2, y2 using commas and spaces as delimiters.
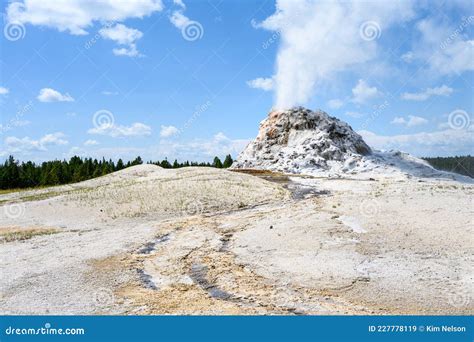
0, 227, 59, 242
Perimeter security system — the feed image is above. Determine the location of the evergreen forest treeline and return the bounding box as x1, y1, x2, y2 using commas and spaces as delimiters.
0, 154, 233, 190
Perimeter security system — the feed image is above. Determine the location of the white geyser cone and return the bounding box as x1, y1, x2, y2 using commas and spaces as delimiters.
232, 107, 371, 173
231, 107, 472, 182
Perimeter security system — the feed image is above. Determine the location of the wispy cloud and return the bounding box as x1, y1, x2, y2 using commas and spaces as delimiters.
1, 132, 68, 155
327, 99, 343, 109
246, 77, 274, 91
390, 115, 428, 127
101, 90, 119, 96
156, 132, 248, 160
84, 139, 99, 146
99, 24, 144, 57
401, 85, 453, 101
160, 125, 179, 138
410, 17, 474, 76
351, 79, 380, 104
88, 122, 152, 137
359, 127, 474, 157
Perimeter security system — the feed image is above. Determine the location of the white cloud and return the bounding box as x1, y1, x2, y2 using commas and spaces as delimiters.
359, 127, 474, 157
256, 0, 414, 109
2, 132, 68, 154
113, 44, 140, 57
65, 146, 144, 160
401, 85, 453, 101
169, 10, 191, 30
410, 18, 474, 76
99, 23, 142, 45
390, 117, 406, 125
102, 90, 119, 96
6, 0, 163, 35
173, 0, 186, 9
327, 99, 343, 109
390, 115, 429, 127
246, 77, 274, 91
156, 132, 248, 160
84, 139, 99, 146
37, 88, 74, 102
351, 79, 380, 104
88, 122, 152, 137
401, 51, 414, 63
345, 111, 363, 118
67, 132, 248, 162
160, 125, 179, 138
100, 23, 143, 57
0, 119, 31, 133
0, 87, 9, 95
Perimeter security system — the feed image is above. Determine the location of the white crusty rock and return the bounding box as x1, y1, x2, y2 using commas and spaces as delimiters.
232, 107, 371, 173
232, 107, 472, 182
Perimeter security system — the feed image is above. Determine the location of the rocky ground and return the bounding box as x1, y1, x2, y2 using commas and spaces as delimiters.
0, 165, 472, 315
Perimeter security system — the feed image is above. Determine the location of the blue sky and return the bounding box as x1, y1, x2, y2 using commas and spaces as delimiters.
0, 0, 472, 162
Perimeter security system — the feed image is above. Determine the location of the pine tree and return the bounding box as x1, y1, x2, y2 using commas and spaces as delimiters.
116, 159, 124, 170
212, 156, 223, 168
223, 154, 233, 168
131, 156, 143, 165
161, 159, 171, 168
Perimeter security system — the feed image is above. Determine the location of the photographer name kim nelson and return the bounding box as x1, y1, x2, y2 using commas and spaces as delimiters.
425, 325, 466, 333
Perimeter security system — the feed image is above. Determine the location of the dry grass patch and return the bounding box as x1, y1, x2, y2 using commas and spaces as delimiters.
0, 226, 60, 242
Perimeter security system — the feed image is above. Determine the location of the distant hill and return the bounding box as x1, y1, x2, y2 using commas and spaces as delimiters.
423, 156, 473, 179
